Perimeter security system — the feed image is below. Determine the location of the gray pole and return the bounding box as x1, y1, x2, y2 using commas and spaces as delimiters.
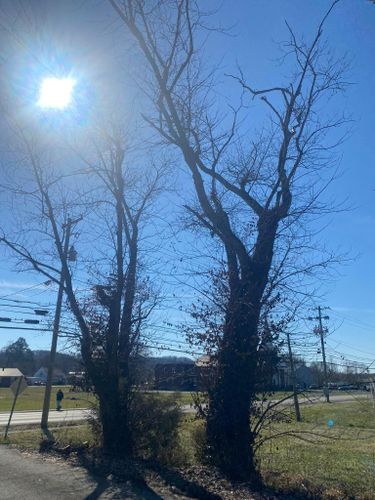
41, 219, 72, 431
318, 306, 330, 403
286, 330, 301, 422
4, 376, 23, 439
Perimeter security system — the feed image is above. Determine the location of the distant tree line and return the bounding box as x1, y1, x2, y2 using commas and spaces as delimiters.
0, 337, 81, 376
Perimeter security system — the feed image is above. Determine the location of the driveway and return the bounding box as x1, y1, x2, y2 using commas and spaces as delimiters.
0, 446, 167, 499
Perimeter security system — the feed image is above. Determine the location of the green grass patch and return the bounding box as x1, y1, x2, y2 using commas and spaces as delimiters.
0, 423, 95, 450
299, 399, 375, 429
148, 390, 200, 407
179, 399, 375, 498
0, 386, 96, 411
259, 421, 375, 498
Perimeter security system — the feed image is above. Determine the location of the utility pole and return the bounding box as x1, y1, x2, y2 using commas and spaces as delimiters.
286, 330, 301, 422
317, 306, 330, 403
308, 306, 330, 403
41, 217, 79, 432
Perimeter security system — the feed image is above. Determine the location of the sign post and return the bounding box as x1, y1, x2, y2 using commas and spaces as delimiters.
4, 376, 27, 439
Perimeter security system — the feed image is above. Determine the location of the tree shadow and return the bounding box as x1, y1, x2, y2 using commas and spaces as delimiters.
71, 450, 163, 500
143, 462, 222, 500
83, 475, 162, 500
51, 446, 222, 499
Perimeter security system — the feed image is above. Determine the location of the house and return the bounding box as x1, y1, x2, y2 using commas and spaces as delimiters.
0, 368, 24, 388
33, 367, 67, 385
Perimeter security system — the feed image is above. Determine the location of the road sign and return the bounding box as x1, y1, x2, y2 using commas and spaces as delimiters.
10, 377, 27, 396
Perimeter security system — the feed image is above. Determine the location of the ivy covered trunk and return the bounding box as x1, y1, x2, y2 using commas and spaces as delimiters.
206, 217, 278, 480
90, 368, 133, 455
206, 285, 261, 481
81, 335, 133, 456
99, 385, 133, 455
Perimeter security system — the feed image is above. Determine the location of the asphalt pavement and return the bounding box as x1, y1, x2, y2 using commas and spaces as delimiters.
0, 446, 160, 499
0, 408, 90, 427
0, 446, 120, 500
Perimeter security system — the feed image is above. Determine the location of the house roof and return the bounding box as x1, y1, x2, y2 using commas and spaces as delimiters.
195, 355, 213, 367
33, 367, 66, 377
0, 368, 23, 377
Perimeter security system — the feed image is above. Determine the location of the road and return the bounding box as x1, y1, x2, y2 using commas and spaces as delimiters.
272, 391, 370, 405
0, 408, 89, 427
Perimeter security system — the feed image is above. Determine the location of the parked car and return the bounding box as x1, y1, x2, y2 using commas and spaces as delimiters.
338, 384, 358, 391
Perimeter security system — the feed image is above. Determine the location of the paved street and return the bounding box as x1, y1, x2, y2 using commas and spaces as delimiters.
273, 391, 370, 405
0, 409, 90, 427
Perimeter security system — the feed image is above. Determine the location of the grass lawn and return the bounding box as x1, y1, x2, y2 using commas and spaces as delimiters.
179, 398, 375, 498
0, 422, 95, 449
0, 386, 96, 412
150, 390, 200, 407
261, 398, 375, 497
1, 398, 374, 498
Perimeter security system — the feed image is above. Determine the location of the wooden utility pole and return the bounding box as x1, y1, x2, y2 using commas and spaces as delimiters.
308, 306, 330, 403
286, 330, 301, 422
317, 306, 330, 403
41, 217, 79, 431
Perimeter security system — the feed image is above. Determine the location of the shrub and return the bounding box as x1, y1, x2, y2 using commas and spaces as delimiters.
130, 392, 184, 464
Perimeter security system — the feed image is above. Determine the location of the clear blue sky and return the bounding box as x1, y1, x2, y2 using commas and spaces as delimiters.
0, 0, 374, 371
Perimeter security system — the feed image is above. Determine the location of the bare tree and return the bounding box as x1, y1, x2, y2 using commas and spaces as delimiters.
109, 0, 348, 479
0, 122, 164, 454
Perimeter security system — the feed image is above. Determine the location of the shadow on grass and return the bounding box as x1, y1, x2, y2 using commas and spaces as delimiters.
38, 444, 333, 499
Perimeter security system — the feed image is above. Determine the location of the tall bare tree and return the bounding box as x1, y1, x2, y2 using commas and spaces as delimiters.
0, 123, 164, 454
109, 0, 347, 478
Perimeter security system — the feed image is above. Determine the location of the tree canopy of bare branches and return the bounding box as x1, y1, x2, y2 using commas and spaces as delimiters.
0, 120, 165, 454
109, 0, 348, 479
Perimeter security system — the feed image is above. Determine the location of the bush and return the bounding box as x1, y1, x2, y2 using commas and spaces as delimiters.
130, 392, 184, 464
191, 419, 207, 464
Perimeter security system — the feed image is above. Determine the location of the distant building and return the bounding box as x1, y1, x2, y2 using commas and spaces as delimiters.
153, 356, 316, 392
154, 363, 197, 390
272, 362, 315, 390
0, 368, 23, 388
33, 367, 67, 385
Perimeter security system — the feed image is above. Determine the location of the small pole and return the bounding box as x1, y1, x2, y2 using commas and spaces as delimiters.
286, 330, 301, 422
4, 376, 23, 439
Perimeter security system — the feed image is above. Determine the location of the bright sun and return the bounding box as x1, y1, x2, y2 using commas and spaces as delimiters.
37, 77, 75, 109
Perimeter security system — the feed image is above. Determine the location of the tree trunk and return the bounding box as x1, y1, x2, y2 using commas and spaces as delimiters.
206, 287, 261, 481
82, 338, 133, 456
206, 217, 278, 480
97, 380, 133, 455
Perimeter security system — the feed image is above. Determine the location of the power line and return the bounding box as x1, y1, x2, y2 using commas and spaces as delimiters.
0, 281, 51, 300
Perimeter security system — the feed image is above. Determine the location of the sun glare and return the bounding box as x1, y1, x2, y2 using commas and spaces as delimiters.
37, 77, 75, 109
